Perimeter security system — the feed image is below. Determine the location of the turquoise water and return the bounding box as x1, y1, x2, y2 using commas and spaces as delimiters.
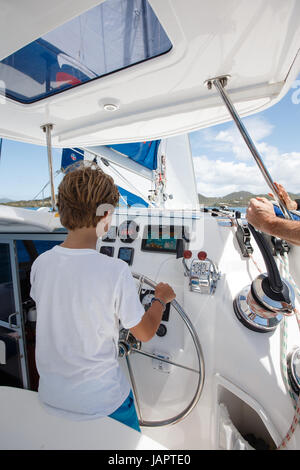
230, 206, 247, 213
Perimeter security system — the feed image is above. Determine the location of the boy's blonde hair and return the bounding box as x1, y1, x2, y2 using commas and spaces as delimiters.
57, 162, 119, 230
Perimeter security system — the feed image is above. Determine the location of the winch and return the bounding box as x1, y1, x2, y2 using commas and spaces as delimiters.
234, 224, 295, 333
287, 347, 300, 396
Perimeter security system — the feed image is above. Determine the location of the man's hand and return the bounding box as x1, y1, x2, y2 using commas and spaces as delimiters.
246, 196, 300, 246
155, 282, 176, 304
268, 182, 297, 211
246, 197, 276, 233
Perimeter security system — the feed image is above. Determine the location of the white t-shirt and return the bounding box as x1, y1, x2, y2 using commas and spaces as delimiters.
30, 245, 145, 420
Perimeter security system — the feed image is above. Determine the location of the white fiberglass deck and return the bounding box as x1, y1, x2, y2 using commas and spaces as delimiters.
0, 208, 299, 450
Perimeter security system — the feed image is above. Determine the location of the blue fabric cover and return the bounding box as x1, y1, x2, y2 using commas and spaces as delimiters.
61, 148, 84, 170
109, 140, 160, 170
274, 205, 300, 221
117, 186, 148, 207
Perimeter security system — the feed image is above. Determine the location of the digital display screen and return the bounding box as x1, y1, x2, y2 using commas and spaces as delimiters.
118, 247, 134, 265
100, 246, 114, 257
102, 226, 117, 242
141, 225, 180, 253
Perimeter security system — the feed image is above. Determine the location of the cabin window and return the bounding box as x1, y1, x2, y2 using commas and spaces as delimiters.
0, 0, 172, 104
16, 240, 61, 303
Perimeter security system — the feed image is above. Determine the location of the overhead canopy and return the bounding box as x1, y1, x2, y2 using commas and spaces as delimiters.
0, 0, 299, 146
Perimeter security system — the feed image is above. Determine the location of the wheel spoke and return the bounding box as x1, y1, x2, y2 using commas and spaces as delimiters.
131, 347, 200, 374
122, 272, 206, 427
125, 355, 143, 423
137, 274, 145, 296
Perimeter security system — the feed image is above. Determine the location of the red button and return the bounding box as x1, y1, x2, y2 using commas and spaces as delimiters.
183, 250, 192, 259
198, 251, 207, 260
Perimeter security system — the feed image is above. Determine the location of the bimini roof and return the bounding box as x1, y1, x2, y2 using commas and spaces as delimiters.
0, 0, 300, 147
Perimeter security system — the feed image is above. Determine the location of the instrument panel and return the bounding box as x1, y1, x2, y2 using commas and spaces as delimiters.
100, 246, 114, 257
118, 220, 139, 243
98, 219, 189, 269
141, 225, 182, 253
118, 247, 134, 265
102, 226, 117, 243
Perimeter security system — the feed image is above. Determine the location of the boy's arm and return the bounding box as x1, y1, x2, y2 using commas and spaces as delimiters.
130, 283, 176, 342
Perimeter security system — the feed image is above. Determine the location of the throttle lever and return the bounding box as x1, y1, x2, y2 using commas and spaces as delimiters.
248, 224, 286, 297
248, 223, 291, 305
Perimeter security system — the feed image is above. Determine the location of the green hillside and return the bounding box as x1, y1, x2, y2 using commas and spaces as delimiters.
198, 191, 300, 207
1, 190, 299, 209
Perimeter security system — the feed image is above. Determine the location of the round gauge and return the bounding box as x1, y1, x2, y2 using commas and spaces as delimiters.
102, 226, 117, 242
141, 293, 155, 311
118, 220, 139, 243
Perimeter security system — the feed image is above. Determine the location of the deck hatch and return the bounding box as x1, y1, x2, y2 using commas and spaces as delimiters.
0, 0, 172, 104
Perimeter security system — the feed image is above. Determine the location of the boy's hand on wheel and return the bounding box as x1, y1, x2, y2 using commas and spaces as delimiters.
155, 282, 176, 304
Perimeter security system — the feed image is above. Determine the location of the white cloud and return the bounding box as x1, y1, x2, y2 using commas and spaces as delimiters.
193, 153, 300, 196
193, 155, 267, 196
192, 115, 300, 197
212, 116, 274, 162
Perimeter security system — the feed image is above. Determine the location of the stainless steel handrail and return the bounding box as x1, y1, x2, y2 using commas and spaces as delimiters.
41, 123, 56, 212
206, 76, 293, 220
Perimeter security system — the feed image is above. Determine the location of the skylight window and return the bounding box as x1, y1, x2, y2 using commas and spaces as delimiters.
0, 0, 172, 104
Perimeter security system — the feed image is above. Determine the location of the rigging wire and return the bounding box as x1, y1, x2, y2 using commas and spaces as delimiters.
32, 169, 61, 201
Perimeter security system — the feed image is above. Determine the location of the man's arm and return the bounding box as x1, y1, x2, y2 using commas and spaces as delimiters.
246, 197, 300, 246
265, 218, 300, 246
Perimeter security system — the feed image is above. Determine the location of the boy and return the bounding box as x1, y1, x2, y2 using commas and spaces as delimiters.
30, 162, 175, 432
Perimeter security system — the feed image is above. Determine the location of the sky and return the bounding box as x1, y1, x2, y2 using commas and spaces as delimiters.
0, 75, 300, 201
189, 75, 300, 197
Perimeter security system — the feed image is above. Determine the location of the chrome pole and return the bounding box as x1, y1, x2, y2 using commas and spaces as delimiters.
207, 77, 293, 220
42, 123, 56, 211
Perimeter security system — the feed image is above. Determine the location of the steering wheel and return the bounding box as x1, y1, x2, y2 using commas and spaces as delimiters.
118, 272, 205, 427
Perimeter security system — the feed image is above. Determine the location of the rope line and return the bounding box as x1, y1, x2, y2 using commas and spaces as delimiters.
249, 252, 300, 449
277, 392, 300, 450
276, 255, 300, 449
249, 253, 263, 274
